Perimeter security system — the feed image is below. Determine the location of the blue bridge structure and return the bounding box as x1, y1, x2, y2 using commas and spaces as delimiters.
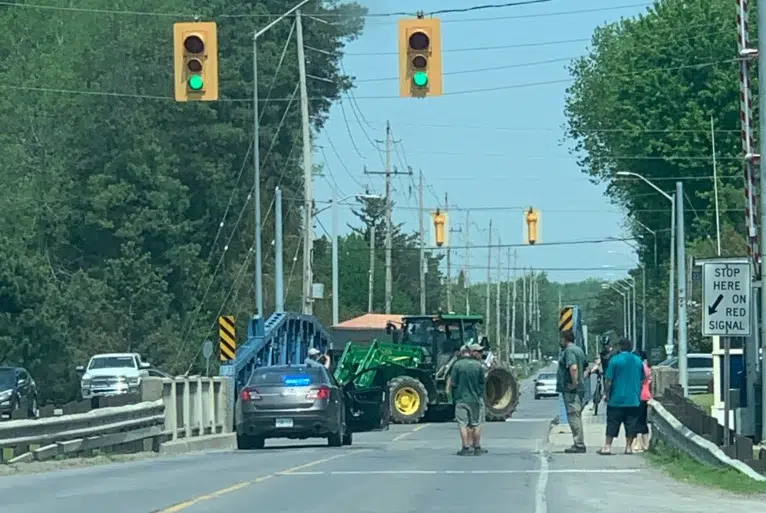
218, 312, 332, 396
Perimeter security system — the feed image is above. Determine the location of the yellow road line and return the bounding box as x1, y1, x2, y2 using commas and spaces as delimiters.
391, 423, 428, 442
157, 451, 364, 512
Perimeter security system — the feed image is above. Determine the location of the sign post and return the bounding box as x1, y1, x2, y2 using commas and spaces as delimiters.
702, 258, 751, 444
202, 339, 213, 377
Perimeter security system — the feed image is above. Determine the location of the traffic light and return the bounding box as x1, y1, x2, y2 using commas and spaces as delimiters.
432, 209, 447, 246
173, 21, 219, 102
525, 207, 540, 245
398, 16, 443, 98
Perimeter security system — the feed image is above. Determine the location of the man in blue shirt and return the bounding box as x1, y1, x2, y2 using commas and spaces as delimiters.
598, 338, 645, 455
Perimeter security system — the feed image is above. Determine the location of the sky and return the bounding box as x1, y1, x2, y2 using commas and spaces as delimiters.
311, 0, 653, 284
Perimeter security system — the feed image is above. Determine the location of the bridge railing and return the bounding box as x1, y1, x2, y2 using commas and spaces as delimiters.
0, 376, 234, 464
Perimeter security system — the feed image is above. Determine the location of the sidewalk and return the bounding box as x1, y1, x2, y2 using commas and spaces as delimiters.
548, 400, 642, 453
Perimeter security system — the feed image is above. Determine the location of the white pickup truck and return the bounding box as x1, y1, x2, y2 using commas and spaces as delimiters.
77, 353, 155, 399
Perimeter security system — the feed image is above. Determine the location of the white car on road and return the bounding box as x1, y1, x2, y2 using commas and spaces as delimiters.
77, 353, 152, 399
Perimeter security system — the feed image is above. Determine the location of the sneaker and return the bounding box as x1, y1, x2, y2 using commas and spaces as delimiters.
564, 445, 586, 453
473, 447, 488, 455
457, 447, 473, 456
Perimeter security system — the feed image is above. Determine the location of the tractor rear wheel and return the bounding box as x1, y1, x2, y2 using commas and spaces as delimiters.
389, 376, 428, 424
485, 365, 519, 421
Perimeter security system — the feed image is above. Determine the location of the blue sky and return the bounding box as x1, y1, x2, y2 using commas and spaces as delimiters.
312, 0, 652, 283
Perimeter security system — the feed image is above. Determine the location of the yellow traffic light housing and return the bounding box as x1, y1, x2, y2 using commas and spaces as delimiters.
174, 21, 219, 102
398, 16, 443, 98
525, 207, 539, 245
432, 209, 447, 247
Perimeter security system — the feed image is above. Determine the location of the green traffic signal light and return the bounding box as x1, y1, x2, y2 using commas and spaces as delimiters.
188, 74, 204, 91
412, 71, 428, 88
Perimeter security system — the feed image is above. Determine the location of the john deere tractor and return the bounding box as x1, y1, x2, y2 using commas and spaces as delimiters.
333, 313, 519, 424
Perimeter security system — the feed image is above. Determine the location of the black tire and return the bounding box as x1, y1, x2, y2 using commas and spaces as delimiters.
342, 431, 353, 446
28, 396, 39, 419
328, 431, 343, 447
485, 365, 519, 421
534, 394, 540, 400
388, 376, 428, 424
237, 433, 265, 450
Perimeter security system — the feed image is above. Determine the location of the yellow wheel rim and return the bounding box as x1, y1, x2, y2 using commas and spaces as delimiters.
393, 386, 421, 416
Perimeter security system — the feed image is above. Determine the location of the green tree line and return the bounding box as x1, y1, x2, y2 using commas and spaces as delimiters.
563, 0, 750, 353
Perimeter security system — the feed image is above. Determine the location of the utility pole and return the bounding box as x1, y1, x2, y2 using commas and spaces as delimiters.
418, 170, 426, 315
486, 220, 492, 328
505, 248, 512, 364
510, 251, 517, 365
495, 238, 501, 351
445, 193, 452, 312
367, 225, 376, 313
558, 289, 562, 310
465, 210, 471, 314
364, 124, 408, 314
676, 181, 689, 397
522, 269, 527, 364
758, 0, 766, 442
296, 10, 314, 315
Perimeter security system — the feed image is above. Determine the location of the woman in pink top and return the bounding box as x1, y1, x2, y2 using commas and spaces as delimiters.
634, 351, 652, 452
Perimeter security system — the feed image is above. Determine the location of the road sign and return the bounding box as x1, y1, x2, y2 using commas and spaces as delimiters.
202, 340, 213, 359
702, 259, 751, 337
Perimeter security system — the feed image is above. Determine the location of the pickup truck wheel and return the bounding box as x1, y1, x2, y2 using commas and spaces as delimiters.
328, 431, 343, 447
342, 431, 353, 446
28, 396, 39, 418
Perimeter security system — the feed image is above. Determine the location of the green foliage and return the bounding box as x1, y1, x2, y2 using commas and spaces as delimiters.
0, 0, 367, 403
564, 0, 752, 352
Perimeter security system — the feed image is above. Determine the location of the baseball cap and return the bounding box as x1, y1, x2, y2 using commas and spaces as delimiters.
469, 343, 484, 352
307, 347, 320, 356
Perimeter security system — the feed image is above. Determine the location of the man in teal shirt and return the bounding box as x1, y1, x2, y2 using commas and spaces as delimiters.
557, 329, 586, 453
598, 338, 645, 455
450, 342, 487, 456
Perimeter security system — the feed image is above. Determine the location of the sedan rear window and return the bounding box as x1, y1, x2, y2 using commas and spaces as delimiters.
538, 373, 556, 380
248, 367, 326, 386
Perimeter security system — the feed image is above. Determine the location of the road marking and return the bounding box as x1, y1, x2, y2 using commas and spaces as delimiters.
391, 423, 428, 442
277, 468, 641, 476
534, 441, 549, 513
156, 450, 366, 512
505, 418, 552, 422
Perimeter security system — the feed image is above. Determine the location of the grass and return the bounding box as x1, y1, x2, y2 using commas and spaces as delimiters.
690, 393, 714, 411
646, 440, 766, 495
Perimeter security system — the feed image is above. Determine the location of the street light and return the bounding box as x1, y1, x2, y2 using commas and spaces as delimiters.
614, 280, 634, 342
633, 219, 657, 267
602, 283, 628, 337
616, 171, 688, 396
318, 192, 382, 326
608, 250, 647, 352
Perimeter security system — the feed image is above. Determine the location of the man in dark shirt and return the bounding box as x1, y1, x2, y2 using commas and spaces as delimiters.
450, 342, 487, 456
557, 329, 586, 453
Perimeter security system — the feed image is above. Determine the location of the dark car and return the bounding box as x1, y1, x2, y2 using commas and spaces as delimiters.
0, 366, 39, 420
235, 364, 389, 449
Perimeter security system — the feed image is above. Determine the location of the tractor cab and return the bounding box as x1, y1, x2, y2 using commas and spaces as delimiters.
386, 313, 485, 372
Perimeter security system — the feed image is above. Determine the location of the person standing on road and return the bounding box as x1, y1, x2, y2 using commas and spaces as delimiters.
598, 338, 645, 455
450, 342, 487, 456
632, 351, 652, 453
304, 347, 331, 369
557, 329, 587, 453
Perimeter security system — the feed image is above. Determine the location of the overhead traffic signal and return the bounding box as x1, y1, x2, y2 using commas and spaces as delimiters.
398, 16, 443, 98
525, 207, 540, 245
173, 21, 219, 102
432, 209, 447, 247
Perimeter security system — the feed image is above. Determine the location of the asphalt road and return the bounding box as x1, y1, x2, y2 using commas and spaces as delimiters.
2, 368, 764, 512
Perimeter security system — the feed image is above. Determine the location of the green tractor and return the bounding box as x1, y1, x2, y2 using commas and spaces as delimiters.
333, 313, 519, 424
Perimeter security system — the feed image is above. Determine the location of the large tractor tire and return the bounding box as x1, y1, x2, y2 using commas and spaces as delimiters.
484, 364, 519, 421
389, 375, 428, 424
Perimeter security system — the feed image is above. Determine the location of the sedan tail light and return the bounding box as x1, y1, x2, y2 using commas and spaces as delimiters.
306, 386, 330, 400
240, 387, 262, 401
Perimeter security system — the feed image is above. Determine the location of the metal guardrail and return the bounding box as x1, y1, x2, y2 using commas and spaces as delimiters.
0, 376, 234, 464
649, 398, 766, 481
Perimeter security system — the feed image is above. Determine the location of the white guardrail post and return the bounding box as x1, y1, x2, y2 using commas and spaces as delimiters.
0, 376, 234, 464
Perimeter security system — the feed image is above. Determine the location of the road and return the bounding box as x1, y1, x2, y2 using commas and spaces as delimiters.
1, 372, 764, 512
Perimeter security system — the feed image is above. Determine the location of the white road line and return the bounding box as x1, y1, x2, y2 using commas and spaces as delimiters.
505, 418, 553, 422
277, 469, 641, 476
534, 440, 549, 513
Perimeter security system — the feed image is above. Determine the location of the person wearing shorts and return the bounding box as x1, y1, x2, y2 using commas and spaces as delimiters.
598, 338, 645, 455
450, 342, 487, 456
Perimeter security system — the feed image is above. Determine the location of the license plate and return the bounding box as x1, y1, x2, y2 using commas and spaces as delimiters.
275, 418, 293, 428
